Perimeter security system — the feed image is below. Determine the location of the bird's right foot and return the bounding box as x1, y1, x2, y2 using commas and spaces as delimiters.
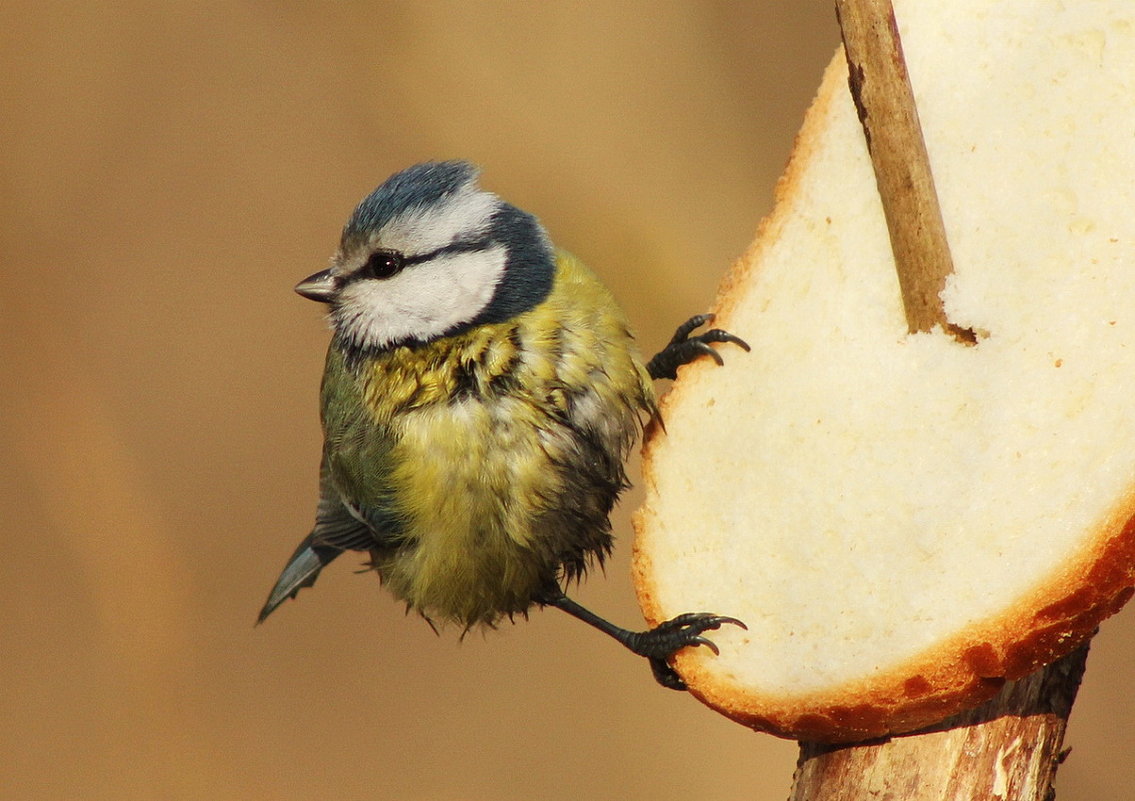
646, 313, 750, 381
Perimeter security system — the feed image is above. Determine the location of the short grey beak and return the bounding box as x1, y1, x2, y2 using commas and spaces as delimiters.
295, 269, 337, 303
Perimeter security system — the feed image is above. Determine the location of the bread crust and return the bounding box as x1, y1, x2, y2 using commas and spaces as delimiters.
633, 29, 1135, 741
636, 490, 1135, 741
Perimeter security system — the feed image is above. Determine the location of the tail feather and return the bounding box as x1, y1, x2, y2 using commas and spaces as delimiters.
257, 537, 340, 623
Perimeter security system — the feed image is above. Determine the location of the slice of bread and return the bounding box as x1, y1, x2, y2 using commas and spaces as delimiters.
633, 1, 1135, 742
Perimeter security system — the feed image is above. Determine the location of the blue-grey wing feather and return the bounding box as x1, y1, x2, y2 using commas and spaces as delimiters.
257, 458, 376, 622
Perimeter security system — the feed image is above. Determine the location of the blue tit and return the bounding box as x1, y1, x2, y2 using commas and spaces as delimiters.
258, 160, 748, 689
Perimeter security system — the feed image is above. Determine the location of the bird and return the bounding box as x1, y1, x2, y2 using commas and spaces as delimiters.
258, 160, 749, 689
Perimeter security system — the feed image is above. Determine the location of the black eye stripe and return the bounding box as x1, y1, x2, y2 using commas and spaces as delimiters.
349, 238, 492, 284
402, 238, 489, 266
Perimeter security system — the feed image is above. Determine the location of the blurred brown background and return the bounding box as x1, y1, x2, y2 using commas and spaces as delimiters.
2, 2, 1133, 799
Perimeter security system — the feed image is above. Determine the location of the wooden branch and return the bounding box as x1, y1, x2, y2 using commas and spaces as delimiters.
835, 0, 973, 341
790, 643, 1089, 801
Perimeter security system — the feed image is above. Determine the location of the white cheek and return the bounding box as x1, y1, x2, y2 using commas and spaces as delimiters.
378, 186, 499, 255
336, 246, 508, 349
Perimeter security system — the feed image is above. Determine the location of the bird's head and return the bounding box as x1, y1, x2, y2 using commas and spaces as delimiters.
297, 161, 555, 353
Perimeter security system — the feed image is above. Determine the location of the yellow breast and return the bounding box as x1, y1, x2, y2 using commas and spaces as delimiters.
353, 252, 655, 626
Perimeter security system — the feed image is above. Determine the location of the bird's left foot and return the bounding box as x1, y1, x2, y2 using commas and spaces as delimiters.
624, 612, 748, 691
646, 313, 750, 381
545, 593, 746, 691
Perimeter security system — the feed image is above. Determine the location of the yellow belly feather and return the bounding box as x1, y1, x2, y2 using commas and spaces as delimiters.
345, 252, 654, 625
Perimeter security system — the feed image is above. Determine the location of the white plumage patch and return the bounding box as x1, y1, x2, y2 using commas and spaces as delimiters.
378, 182, 499, 257
334, 246, 508, 350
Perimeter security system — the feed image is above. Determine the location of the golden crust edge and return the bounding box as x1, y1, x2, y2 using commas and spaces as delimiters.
632, 47, 848, 605
631, 44, 848, 689
654, 489, 1135, 743
630, 45, 1135, 742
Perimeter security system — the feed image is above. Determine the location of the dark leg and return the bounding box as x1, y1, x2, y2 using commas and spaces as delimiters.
646, 313, 751, 381
544, 591, 745, 691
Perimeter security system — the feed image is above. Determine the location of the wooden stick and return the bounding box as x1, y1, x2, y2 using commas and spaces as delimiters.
789, 2, 1088, 798
835, 0, 972, 341
790, 644, 1089, 801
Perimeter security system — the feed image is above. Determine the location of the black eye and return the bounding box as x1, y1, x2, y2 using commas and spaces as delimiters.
362, 249, 404, 280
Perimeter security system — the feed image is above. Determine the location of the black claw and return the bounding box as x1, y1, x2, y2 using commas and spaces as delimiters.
698, 330, 752, 351
647, 314, 750, 381
706, 615, 748, 631
689, 636, 719, 655
696, 342, 725, 366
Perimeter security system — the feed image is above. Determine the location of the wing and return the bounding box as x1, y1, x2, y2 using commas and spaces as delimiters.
257, 457, 377, 622
309, 457, 379, 552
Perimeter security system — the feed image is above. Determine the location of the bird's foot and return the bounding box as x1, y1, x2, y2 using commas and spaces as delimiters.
545, 593, 745, 691
623, 612, 748, 691
646, 313, 750, 380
